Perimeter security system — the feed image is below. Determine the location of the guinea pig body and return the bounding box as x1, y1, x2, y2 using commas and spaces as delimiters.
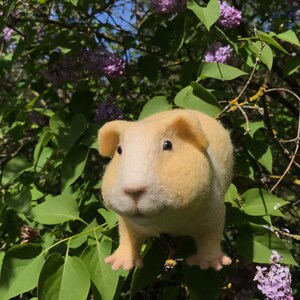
98, 109, 233, 271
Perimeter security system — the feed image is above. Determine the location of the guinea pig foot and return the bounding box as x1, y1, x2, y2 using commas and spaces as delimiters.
105, 251, 143, 271
186, 253, 232, 271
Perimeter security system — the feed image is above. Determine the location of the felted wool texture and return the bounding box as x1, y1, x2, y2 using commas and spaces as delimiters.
98, 109, 233, 271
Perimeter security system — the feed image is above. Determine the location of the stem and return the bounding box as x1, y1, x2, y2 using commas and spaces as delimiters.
41, 223, 107, 255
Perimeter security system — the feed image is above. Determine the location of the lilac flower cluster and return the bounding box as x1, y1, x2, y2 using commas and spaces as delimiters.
204, 42, 233, 64
219, 1, 242, 28
94, 98, 123, 123
151, 0, 187, 14
101, 52, 125, 79
2, 27, 13, 42
254, 250, 293, 300
82, 50, 125, 79
44, 49, 125, 85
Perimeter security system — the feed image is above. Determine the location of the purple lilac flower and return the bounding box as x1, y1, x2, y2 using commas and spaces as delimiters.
101, 52, 125, 79
2, 27, 13, 41
95, 99, 123, 123
151, 0, 187, 14
253, 250, 293, 300
219, 1, 242, 28
204, 42, 233, 64
82, 49, 125, 79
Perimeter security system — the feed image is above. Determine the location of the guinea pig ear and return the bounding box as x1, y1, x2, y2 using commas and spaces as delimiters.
168, 112, 209, 150
98, 120, 127, 157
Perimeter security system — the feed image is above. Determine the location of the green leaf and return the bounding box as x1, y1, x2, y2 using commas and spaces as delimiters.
98, 208, 117, 228
250, 41, 273, 70
31, 194, 80, 225
66, 0, 79, 5
139, 96, 172, 120
199, 62, 247, 81
35, 147, 53, 172
258, 31, 289, 54
168, 14, 186, 53
69, 219, 102, 249
245, 132, 273, 173
236, 224, 298, 265
81, 239, 127, 300
235, 153, 255, 180
283, 56, 300, 77
80, 124, 99, 150
224, 184, 238, 204
38, 254, 90, 300
1, 156, 32, 186
187, 0, 220, 31
131, 240, 167, 297
242, 188, 289, 217
174, 85, 221, 117
0, 244, 44, 300
50, 114, 87, 153
33, 127, 53, 166
61, 145, 89, 191
138, 55, 160, 82
276, 30, 300, 47
70, 91, 94, 118
4, 186, 32, 213
241, 121, 264, 137
182, 264, 220, 300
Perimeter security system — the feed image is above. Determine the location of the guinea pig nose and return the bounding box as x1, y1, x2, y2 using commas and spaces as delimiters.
123, 186, 147, 201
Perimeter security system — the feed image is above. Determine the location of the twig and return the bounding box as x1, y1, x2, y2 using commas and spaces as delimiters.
266, 88, 300, 192
218, 29, 266, 128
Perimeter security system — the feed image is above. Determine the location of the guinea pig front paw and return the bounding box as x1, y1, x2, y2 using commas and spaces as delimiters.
105, 250, 143, 271
186, 253, 232, 271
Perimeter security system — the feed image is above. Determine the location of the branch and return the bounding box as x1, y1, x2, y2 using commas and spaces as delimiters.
265, 88, 300, 192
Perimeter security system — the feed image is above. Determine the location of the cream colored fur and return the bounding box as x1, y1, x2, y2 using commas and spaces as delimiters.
98, 109, 233, 271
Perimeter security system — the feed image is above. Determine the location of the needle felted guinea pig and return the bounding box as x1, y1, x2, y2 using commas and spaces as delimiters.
98, 109, 233, 271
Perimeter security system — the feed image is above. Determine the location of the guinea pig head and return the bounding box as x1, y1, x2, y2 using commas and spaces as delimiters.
98, 110, 212, 223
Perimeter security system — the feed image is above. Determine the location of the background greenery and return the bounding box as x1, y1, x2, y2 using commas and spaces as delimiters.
0, 0, 299, 299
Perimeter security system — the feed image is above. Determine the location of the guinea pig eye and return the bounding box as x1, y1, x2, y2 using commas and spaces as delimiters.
117, 146, 122, 155
163, 140, 173, 151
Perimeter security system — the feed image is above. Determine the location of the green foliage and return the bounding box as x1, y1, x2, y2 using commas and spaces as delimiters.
0, 0, 299, 299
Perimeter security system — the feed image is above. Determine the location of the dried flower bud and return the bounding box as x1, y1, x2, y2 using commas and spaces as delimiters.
20, 224, 39, 244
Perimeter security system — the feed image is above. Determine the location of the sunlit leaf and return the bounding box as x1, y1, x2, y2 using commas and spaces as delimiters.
258, 31, 289, 54
199, 62, 247, 81
236, 224, 298, 265
81, 238, 127, 300
242, 188, 289, 217
31, 194, 80, 224
174, 84, 221, 117
38, 254, 90, 300
224, 184, 238, 204
0, 244, 44, 300
187, 0, 220, 31
139, 96, 172, 119
276, 30, 300, 47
